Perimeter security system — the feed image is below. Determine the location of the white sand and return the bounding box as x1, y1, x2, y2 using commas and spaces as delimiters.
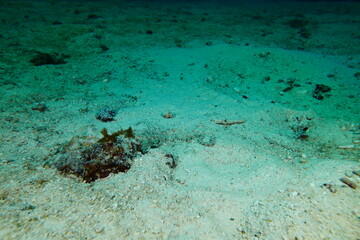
0, 0, 359, 239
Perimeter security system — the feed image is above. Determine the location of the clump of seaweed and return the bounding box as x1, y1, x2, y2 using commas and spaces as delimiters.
313, 84, 331, 100
98, 128, 134, 143
54, 127, 142, 182
30, 51, 68, 66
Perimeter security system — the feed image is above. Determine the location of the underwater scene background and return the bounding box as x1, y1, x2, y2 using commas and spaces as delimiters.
0, 0, 359, 239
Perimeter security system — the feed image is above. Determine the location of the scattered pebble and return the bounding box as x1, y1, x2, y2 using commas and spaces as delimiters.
289, 191, 300, 197
322, 183, 337, 193
353, 170, 360, 177
338, 145, 356, 149
94, 226, 104, 234
31, 102, 47, 112
212, 119, 245, 126
345, 170, 353, 177
339, 178, 357, 189
162, 111, 175, 119
95, 107, 116, 122
19, 203, 36, 211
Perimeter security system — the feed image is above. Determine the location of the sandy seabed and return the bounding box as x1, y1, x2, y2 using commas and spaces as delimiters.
0, 0, 359, 239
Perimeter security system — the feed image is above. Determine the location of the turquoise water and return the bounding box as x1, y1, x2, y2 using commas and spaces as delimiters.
0, 0, 359, 239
